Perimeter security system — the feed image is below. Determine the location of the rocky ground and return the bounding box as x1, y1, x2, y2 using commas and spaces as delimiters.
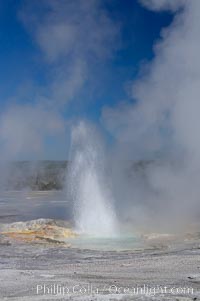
0, 191, 200, 301
0, 219, 200, 301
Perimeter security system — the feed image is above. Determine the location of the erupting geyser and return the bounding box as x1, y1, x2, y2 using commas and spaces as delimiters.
68, 121, 118, 237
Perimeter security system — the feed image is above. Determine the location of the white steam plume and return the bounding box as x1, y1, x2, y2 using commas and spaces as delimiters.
102, 0, 200, 232
20, 0, 120, 105
0, 0, 120, 163
0, 104, 64, 160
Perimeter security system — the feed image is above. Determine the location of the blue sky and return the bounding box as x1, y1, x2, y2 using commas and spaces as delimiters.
0, 0, 174, 160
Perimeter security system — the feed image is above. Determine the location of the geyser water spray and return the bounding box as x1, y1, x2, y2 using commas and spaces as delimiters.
68, 121, 118, 237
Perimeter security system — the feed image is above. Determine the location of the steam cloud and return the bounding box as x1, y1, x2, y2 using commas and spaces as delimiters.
103, 0, 200, 232
0, 0, 120, 160
0, 0, 120, 191
20, 0, 120, 106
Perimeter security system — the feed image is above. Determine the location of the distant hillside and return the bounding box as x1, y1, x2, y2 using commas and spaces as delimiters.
0, 160, 154, 191
0, 161, 68, 191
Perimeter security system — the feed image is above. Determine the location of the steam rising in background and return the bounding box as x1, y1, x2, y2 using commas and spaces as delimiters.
0, 0, 120, 195
0, 0, 120, 161
19, 0, 120, 105
103, 0, 200, 232
0, 0, 200, 232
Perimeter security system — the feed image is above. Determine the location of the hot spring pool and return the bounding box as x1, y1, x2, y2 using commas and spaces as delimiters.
67, 235, 144, 251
